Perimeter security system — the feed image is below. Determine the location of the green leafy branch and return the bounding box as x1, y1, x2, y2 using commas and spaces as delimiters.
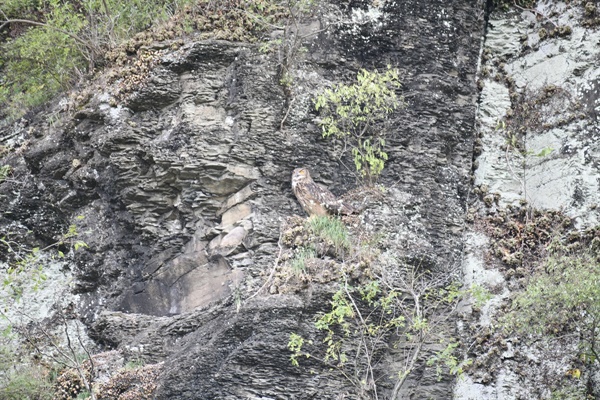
288, 267, 469, 399
427, 341, 472, 380
0, 165, 12, 183
314, 67, 404, 183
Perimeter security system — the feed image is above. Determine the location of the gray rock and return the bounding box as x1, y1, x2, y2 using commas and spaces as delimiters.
0, 0, 485, 398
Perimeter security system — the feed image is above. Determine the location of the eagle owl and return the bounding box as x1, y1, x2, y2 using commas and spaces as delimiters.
292, 168, 355, 217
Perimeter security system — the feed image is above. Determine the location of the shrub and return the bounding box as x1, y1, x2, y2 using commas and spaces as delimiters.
502, 245, 600, 361
0, 368, 54, 400
314, 67, 404, 183
0, 1, 88, 119
0, 347, 54, 400
288, 272, 469, 398
0, 0, 195, 119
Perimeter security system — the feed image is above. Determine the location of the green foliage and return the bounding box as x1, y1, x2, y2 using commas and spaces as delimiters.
0, 165, 11, 183
288, 279, 406, 391
0, 1, 89, 118
0, 366, 54, 400
288, 274, 468, 395
288, 332, 309, 367
95, 0, 187, 39
288, 270, 470, 398
502, 245, 600, 362
306, 215, 350, 254
495, 119, 521, 153
290, 246, 316, 276
0, 0, 195, 119
76, 391, 91, 400
312, 281, 405, 367
0, 347, 54, 400
0, 0, 295, 119
0, 0, 44, 18
0, 220, 92, 400
313, 287, 353, 365
0, 0, 47, 37
426, 341, 472, 380
314, 67, 404, 182
496, 118, 553, 158
1, 243, 47, 300
533, 147, 554, 157
469, 283, 493, 308
550, 386, 588, 400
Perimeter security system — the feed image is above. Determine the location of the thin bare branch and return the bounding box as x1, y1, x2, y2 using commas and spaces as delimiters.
247, 229, 284, 301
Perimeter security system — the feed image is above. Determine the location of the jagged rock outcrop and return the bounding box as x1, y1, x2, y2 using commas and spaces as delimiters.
0, 0, 485, 398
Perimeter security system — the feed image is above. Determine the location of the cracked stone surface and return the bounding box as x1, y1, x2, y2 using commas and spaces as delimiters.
458, 1, 600, 399
1, 0, 485, 398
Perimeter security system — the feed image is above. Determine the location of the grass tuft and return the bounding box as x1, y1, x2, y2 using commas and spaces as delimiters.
290, 246, 316, 276
306, 216, 350, 254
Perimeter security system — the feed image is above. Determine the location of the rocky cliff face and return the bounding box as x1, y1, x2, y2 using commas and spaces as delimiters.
6, 0, 598, 399
457, 1, 600, 399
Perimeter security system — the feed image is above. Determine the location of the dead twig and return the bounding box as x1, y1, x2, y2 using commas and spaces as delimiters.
246, 231, 284, 301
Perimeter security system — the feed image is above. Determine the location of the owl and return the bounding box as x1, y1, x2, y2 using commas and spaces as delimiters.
291, 168, 355, 217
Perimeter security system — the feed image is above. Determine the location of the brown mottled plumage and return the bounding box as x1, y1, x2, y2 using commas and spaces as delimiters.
291, 168, 355, 217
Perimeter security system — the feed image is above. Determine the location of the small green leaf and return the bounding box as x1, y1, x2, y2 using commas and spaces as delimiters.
535, 147, 554, 157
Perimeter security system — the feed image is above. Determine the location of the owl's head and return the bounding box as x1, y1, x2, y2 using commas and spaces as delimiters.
292, 167, 311, 187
